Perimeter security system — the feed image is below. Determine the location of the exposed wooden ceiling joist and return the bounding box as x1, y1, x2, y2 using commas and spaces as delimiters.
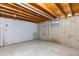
56, 3, 72, 17
0, 3, 45, 20
0, 11, 39, 23
0, 3, 79, 23
0, 8, 42, 22
17, 3, 53, 20
37, 3, 65, 19
7, 3, 46, 20
69, 3, 79, 15
26, 3, 56, 18
0, 3, 46, 23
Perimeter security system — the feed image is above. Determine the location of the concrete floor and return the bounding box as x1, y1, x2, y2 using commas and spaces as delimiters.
0, 40, 79, 56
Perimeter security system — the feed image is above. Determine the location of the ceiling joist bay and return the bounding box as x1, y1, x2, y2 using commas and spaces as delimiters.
0, 3, 79, 23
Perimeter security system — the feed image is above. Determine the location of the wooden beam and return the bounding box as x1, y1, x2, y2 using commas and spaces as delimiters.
56, 3, 72, 17
0, 8, 39, 21
69, 3, 79, 15
8, 3, 46, 20
26, 3, 56, 18
15, 3, 49, 20
0, 3, 45, 22
0, 11, 39, 23
37, 3, 65, 18
0, 3, 45, 20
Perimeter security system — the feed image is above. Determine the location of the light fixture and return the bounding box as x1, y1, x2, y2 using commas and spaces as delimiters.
67, 14, 72, 17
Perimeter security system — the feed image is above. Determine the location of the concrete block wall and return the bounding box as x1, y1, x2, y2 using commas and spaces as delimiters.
38, 15, 79, 49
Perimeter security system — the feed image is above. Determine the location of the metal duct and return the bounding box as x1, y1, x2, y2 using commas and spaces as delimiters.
16, 3, 53, 20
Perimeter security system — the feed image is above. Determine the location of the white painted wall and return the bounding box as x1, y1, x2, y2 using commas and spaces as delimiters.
0, 17, 38, 45
39, 15, 79, 49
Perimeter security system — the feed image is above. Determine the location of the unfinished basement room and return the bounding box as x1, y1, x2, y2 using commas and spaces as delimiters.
0, 3, 79, 56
